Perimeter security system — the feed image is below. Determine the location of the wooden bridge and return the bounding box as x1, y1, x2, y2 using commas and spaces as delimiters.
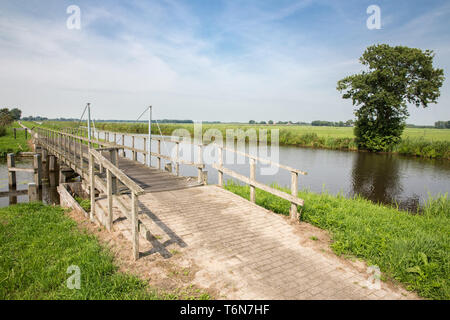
27, 125, 413, 299
31, 125, 306, 260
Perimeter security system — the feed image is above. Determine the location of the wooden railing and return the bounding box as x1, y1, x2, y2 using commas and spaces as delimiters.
45, 126, 206, 182
72, 126, 307, 220
31, 126, 147, 260
89, 148, 144, 260
90, 128, 206, 180
212, 145, 307, 220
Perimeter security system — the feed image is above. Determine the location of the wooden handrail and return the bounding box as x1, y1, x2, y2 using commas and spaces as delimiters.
212, 163, 304, 206
218, 144, 307, 175
89, 148, 144, 195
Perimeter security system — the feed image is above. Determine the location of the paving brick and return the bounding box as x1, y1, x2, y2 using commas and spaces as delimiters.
98, 185, 417, 300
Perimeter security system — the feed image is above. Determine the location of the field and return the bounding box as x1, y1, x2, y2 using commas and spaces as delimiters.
30, 121, 450, 159
0, 203, 209, 300
0, 122, 30, 157
225, 181, 450, 300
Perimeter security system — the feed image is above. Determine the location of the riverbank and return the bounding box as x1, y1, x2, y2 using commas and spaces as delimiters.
33, 121, 450, 160
225, 181, 449, 300
0, 122, 30, 157
0, 203, 210, 299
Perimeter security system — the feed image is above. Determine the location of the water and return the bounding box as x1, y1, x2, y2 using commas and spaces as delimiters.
0, 157, 60, 208
2, 133, 448, 211
115, 133, 449, 211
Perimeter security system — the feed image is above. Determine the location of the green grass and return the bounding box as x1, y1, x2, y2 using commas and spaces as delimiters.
0, 203, 207, 300
225, 180, 450, 300
74, 196, 91, 212
32, 121, 450, 159
0, 122, 30, 157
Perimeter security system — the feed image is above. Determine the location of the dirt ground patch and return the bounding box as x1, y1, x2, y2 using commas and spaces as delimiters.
66, 209, 213, 299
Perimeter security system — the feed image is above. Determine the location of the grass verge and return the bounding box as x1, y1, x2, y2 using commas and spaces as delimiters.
225, 180, 450, 300
0, 122, 30, 157
0, 202, 198, 299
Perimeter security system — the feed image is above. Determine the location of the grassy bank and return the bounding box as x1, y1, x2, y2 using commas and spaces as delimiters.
0, 122, 30, 157
225, 181, 450, 300
33, 121, 450, 159
0, 203, 206, 300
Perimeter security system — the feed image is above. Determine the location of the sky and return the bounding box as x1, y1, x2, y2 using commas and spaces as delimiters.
0, 0, 449, 124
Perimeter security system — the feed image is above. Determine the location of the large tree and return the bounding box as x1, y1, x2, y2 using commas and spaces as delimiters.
337, 44, 444, 151
9, 108, 22, 120
0, 108, 13, 127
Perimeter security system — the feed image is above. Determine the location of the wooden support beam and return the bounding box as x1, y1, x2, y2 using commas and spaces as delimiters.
42, 148, 48, 163
33, 153, 42, 187
28, 183, 38, 202
48, 155, 56, 172
7, 153, 16, 189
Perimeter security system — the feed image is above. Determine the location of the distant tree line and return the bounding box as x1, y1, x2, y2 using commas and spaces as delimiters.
311, 120, 354, 127
434, 121, 450, 129
248, 119, 353, 126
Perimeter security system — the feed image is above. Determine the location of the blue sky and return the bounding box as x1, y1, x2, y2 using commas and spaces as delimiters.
0, 0, 449, 123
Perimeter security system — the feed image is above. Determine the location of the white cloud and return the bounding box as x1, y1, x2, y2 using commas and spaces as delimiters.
0, 0, 448, 124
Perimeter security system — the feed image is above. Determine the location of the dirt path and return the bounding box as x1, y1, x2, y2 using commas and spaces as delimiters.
80, 185, 417, 300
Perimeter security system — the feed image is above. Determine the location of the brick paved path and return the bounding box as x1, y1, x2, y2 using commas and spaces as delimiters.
99, 185, 416, 300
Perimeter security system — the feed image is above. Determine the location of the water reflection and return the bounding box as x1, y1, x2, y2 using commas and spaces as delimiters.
0, 157, 60, 208
351, 152, 403, 204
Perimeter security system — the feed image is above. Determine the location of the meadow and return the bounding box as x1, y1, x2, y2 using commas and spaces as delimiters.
225, 181, 450, 300
0, 122, 30, 157
32, 121, 450, 159
0, 203, 210, 300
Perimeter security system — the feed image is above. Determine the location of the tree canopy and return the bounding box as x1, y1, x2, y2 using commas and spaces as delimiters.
337, 44, 444, 151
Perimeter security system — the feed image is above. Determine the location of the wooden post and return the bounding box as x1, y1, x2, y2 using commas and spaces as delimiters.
109, 149, 118, 194
72, 136, 76, 164
175, 142, 180, 176
28, 183, 38, 202
48, 155, 56, 172
250, 158, 256, 203
42, 148, 48, 163
197, 145, 203, 183
106, 169, 113, 231
122, 134, 125, 157
114, 133, 117, 144
33, 153, 42, 187
202, 171, 208, 185
132, 136, 137, 161
7, 153, 16, 189
143, 137, 147, 165
89, 154, 95, 222
25, 128, 27, 139
131, 192, 139, 260
157, 139, 161, 170
290, 171, 299, 221
79, 138, 83, 171
13, 128, 16, 139
218, 146, 223, 187
59, 168, 67, 184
